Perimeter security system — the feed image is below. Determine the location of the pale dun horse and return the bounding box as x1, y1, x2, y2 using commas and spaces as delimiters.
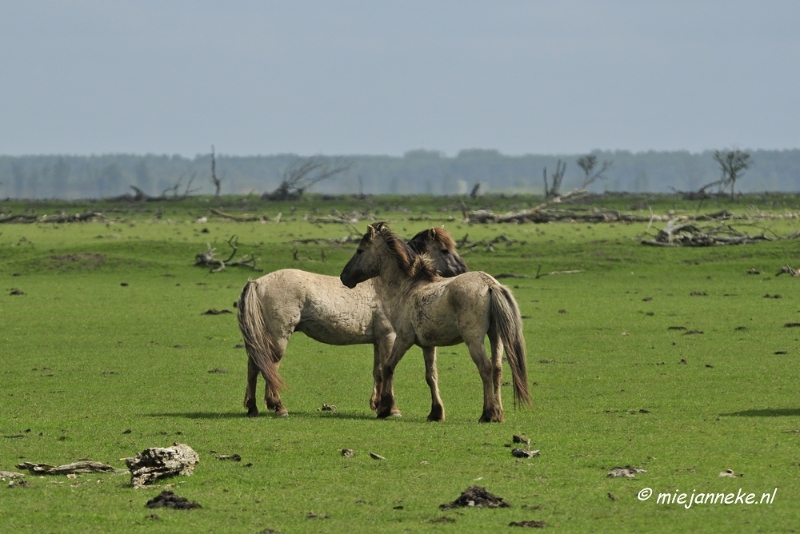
340, 222, 531, 423
237, 227, 468, 418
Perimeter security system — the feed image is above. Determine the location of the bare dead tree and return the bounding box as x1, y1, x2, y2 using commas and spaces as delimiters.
713, 149, 751, 200
543, 160, 567, 198
209, 145, 223, 198
469, 183, 481, 199
261, 157, 352, 201
577, 154, 613, 187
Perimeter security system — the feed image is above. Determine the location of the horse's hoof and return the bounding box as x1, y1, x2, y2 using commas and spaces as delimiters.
426, 414, 444, 422
427, 405, 445, 422
376, 408, 394, 419
246, 408, 259, 418
478, 412, 504, 423
274, 407, 289, 417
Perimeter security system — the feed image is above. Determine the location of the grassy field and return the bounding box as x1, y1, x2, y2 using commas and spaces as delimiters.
1, 194, 800, 533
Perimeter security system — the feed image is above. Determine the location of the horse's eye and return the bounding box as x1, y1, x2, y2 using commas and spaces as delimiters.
441, 249, 449, 254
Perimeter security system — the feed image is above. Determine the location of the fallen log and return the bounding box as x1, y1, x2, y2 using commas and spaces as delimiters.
209, 208, 269, 222
16, 460, 124, 475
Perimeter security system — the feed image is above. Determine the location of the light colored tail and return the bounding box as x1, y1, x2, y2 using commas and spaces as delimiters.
489, 284, 531, 407
237, 280, 285, 395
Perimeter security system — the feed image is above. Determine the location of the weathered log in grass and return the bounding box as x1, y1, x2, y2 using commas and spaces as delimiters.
195, 235, 261, 273
209, 208, 269, 222
124, 442, 199, 488
641, 220, 800, 247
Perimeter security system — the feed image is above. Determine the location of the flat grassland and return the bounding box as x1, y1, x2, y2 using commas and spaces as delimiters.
1, 194, 799, 533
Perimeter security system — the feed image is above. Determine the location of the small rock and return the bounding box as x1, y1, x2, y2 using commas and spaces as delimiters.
511, 448, 540, 459
607, 466, 647, 478
341, 449, 355, 458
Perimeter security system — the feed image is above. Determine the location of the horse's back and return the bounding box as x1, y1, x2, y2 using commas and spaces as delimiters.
253, 269, 379, 344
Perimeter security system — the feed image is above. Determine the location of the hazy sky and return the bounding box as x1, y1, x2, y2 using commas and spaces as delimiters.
1, 1, 798, 157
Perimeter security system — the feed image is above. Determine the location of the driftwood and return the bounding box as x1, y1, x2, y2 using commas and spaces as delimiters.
640, 220, 798, 247
465, 189, 588, 223
0, 211, 104, 224
457, 233, 524, 252
16, 460, 124, 475
776, 265, 800, 277
209, 208, 269, 222
124, 442, 199, 488
195, 235, 261, 273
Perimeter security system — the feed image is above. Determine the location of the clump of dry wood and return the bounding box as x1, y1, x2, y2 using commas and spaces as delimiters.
640, 220, 800, 247
124, 442, 199, 488
0, 211, 104, 224
195, 235, 261, 272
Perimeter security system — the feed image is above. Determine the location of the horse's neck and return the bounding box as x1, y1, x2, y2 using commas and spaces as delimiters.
375, 258, 416, 301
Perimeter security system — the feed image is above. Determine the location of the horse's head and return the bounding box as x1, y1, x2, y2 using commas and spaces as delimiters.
408, 227, 468, 278
340, 223, 386, 288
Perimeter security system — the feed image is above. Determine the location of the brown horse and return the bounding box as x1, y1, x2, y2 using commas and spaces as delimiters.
237, 227, 467, 418
340, 222, 531, 423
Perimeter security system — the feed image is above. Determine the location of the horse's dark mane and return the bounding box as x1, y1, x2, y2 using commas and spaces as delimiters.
408, 226, 457, 254
372, 223, 439, 282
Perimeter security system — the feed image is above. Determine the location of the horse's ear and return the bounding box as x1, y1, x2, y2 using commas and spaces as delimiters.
367, 224, 378, 240
428, 228, 437, 241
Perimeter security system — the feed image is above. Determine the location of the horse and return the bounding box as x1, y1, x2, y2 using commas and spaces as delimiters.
339, 222, 531, 423
237, 227, 468, 418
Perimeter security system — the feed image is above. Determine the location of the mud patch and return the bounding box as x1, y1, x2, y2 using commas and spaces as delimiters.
145, 490, 201, 509
50, 253, 105, 268
440, 486, 510, 509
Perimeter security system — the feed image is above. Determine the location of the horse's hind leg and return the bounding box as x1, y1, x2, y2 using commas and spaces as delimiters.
370, 343, 381, 411
489, 334, 504, 413
466, 339, 504, 423
423, 347, 445, 422
264, 339, 289, 417
244, 357, 260, 417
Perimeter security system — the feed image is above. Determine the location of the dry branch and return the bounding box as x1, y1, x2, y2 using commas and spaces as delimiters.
209, 208, 269, 222
195, 235, 261, 273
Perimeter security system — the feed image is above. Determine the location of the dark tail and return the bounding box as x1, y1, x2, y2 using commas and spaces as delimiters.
489, 284, 532, 407
238, 280, 285, 398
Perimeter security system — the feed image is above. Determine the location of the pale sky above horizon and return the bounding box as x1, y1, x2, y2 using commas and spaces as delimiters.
1, 1, 798, 157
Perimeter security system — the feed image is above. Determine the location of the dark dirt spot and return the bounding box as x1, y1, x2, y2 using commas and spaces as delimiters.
705, 364, 714, 368
690, 291, 707, 296
146, 514, 159, 521
639, 409, 650, 413
122, 429, 132, 434
539, 359, 555, 364
679, 359, 687, 365
234, 344, 245, 349
774, 351, 788, 355
735, 326, 747, 331
8, 479, 30, 488
202, 309, 232, 315
9, 288, 25, 295
207, 368, 227, 374
509, 520, 547, 528
642, 296, 653, 301
258, 529, 282, 534
668, 326, 686, 331
145, 491, 201, 509
120, 282, 129, 287
683, 330, 703, 335
440, 486, 510, 509
173, 345, 183, 349
215, 453, 241, 461
558, 309, 567, 314
784, 323, 800, 328
429, 516, 456, 524
764, 294, 782, 299
645, 311, 654, 316
306, 512, 329, 519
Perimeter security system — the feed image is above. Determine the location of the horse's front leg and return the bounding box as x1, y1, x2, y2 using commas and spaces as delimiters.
423, 347, 445, 422
376, 335, 414, 419
370, 343, 381, 411
244, 357, 260, 417
466, 339, 504, 423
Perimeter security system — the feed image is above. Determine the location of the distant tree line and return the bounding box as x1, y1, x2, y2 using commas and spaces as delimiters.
0, 148, 798, 200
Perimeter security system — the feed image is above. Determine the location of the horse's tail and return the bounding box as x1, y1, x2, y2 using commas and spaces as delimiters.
489, 284, 532, 407
238, 279, 285, 397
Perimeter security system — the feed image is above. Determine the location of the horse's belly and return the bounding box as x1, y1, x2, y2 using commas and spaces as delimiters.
296, 304, 375, 345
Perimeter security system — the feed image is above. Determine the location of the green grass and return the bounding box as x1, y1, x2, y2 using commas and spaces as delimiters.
1, 194, 800, 532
